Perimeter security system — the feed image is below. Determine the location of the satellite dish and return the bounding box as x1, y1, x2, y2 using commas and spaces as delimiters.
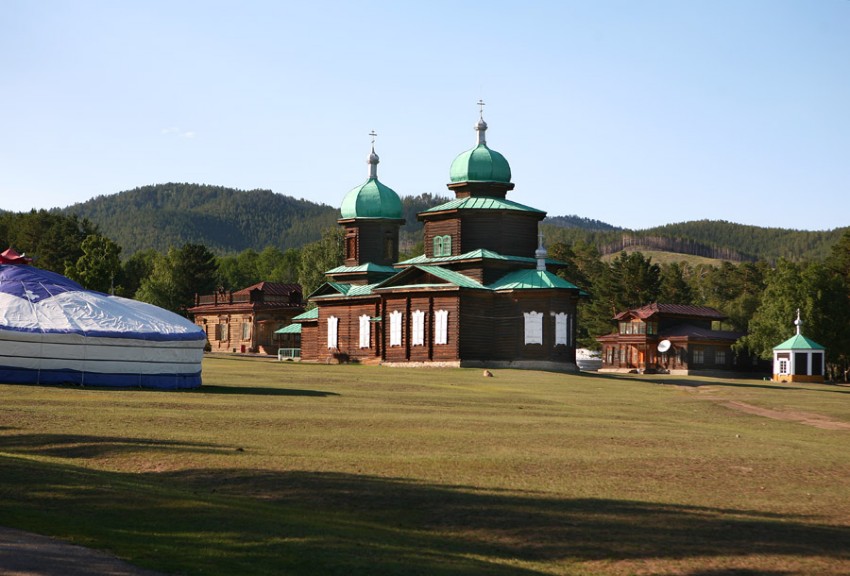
657, 339, 671, 353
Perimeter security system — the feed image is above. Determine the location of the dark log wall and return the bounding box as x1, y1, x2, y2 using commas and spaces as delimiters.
381, 292, 461, 363
423, 219, 461, 258
460, 212, 541, 258
300, 322, 318, 360
344, 220, 400, 267
459, 291, 578, 363
315, 299, 383, 363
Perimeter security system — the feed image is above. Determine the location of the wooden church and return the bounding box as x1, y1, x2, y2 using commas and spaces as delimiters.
293, 108, 585, 371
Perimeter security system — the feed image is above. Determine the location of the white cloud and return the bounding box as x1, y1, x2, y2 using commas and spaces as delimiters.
161, 127, 196, 138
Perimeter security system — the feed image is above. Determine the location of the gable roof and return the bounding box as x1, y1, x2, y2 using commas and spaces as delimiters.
233, 282, 300, 297
308, 282, 378, 299
614, 303, 727, 321
373, 265, 486, 291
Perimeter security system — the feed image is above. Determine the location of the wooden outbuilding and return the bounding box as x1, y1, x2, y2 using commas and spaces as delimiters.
596, 303, 758, 374
773, 310, 825, 383
188, 282, 304, 354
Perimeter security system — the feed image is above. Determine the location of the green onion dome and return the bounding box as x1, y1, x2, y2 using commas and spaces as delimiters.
449, 117, 512, 184
340, 144, 403, 219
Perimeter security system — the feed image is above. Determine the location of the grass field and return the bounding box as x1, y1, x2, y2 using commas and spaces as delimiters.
2, 356, 849, 575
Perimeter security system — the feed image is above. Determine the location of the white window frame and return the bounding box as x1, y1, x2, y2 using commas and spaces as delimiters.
327, 315, 339, 349
555, 312, 568, 346
358, 314, 371, 349
389, 310, 403, 347
434, 309, 448, 345
524, 311, 543, 345
241, 321, 252, 341
412, 310, 425, 346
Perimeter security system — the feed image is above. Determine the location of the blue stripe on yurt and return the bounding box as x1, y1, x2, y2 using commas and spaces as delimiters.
0, 326, 206, 341
0, 367, 202, 389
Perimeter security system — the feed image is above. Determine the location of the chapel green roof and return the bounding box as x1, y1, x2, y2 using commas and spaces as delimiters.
773, 333, 825, 351
340, 178, 403, 219
449, 143, 512, 184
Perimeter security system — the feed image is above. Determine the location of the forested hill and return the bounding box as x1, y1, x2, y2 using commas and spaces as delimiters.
60, 183, 340, 255
543, 218, 847, 263
56, 183, 846, 262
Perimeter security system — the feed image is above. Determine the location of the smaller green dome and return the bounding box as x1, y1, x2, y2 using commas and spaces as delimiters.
450, 143, 512, 184
340, 178, 403, 219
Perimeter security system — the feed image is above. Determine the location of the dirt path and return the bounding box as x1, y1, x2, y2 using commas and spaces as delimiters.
721, 400, 850, 431
0, 527, 167, 576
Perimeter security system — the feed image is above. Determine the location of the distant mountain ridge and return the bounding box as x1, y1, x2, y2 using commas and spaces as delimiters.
60, 183, 340, 255
57, 183, 847, 262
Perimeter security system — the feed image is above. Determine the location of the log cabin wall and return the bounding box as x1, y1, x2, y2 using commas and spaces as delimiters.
300, 322, 318, 360
423, 218, 462, 258
461, 290, 576, 362
316, 299, 382, 363
460, 212, 541, 257
458, 292, 498, 361
380, 292, 462, 363
343, 220, 399, 267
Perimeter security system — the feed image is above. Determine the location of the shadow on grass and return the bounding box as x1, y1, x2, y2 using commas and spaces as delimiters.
189, 385, 339, 397
2, 456, 848, 575
0, 434, 231, 459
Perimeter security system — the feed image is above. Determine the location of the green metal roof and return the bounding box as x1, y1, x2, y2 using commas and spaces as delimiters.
340, 178, 403, 219
488, 269, 581, 291
398, 248, 565, 266
308, 281, 378, 300
449, 143, 511, 183
374, 265, 486, 291
275, 323, 302, 334
292, 307, 319, 321
422, 196, 544, 214
346, 283, 377, 296
773, 333, 825, 351
325, 263, 398, 274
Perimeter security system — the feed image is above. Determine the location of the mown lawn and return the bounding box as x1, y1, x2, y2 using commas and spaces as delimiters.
1, 356, 849, 575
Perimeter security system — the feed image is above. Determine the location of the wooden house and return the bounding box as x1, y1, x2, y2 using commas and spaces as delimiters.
292, 110, 585, 371
188, 282, 304, 355
596, 303, 756, 374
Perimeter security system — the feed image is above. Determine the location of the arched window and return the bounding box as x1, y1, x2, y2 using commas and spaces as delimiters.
358, 314, 371, 348
434, 310, 448, 345
389, 310, 403, 347
433, 236, 443, 257
523, 311, 543, 345
555, 313, 568, 346
412, 310, 425, 346
327, 316, 339, 349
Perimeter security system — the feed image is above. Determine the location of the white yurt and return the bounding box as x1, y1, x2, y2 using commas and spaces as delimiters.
0, 251, 205, 389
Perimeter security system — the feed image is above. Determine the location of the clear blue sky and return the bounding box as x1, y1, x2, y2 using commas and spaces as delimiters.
2, 1, 848, 231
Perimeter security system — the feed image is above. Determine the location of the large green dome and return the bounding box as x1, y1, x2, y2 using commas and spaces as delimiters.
340, 178, 403, 219
449, 143, 512, 183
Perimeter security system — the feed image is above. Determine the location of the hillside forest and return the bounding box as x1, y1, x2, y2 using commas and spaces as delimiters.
1, 183, 849, 380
